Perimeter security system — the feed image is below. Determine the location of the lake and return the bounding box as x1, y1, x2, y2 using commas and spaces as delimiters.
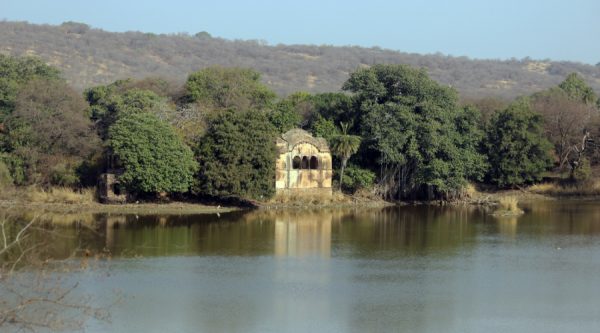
6, 200, 600, 332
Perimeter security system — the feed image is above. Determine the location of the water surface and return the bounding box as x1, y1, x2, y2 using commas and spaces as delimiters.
12, 201, 600, 332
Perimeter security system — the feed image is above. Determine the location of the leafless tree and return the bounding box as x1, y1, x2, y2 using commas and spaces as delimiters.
532, 89, 598, 171
0, 214, 115, 332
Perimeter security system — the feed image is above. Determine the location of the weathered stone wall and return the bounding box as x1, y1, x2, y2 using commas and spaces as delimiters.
276, 129, 333, 195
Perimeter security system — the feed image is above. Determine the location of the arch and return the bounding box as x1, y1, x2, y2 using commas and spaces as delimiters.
301, 156, 309, 169
292, 156, 301, 169
310, 156, 319, 169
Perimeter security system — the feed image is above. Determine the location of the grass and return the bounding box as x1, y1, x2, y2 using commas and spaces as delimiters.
528, 180, 600, 196
497, 196, 520, 212
493, 196, 524, 216
25, 187, 96, 204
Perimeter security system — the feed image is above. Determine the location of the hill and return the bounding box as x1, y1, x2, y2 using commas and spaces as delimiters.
1, 21, 599, 99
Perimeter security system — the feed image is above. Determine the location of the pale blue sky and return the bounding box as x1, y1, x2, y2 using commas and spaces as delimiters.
2, 0, 599, 64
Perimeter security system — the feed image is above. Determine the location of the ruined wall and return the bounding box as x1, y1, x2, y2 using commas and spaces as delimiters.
276, 142, 332, 195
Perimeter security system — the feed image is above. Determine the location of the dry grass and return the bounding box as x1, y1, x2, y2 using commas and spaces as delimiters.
528, 180, 600, 196
497, 196, 520, 212
271, 191, 349, 206
24, 187, 96, 204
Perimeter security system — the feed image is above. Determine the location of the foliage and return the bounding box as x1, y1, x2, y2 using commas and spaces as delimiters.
558, 73, 598, 105
109, 112, 197, 194
573, 157, 592, 183
185, 67, 276, 110
310, 114, 340, 142
194, 109, 277, 200
0, 54, 61, 121
267, 94, 307, 133
85, 81, 171, 140
0, 159, 12, 188
342, 165, 376, 193
344, 64, 487, 199
2, 79, 99, 186
330, 122, 361, 191
484, 99, 553, 187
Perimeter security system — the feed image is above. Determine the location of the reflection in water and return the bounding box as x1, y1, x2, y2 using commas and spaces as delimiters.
274, 210, 332, 258
4, 200, 600, 333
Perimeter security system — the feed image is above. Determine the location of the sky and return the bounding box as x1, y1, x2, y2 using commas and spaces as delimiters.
2, 0, 599, 64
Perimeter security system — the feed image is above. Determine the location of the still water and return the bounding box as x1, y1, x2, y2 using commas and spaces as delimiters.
19, 201, 600, 332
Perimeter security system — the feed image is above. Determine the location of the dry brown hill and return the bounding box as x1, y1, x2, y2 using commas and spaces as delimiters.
1, 21, 599, 99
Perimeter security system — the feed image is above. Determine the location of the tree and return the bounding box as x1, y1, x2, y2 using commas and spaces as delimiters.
558, 73, 598, 105
2, 79, 100, 186
184, 67, 276, 110
484, 99, 553, 187
343, 64, 486, 199
267, 95, 305, 133
1, 215, 113, 332
532, 88, 597, 171
310, 113, 339, 143
0, 55, 61, 122
194, 109, 277, 200
330, 122, 361, 191
109, 112, 197, 194
85, 81, 172, 140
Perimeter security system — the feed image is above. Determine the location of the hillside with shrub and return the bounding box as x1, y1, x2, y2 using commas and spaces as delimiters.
1, 21, 600, 99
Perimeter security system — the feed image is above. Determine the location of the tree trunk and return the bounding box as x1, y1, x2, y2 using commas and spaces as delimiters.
339, 158, 347, 192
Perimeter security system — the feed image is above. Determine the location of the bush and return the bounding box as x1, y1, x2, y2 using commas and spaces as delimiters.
342, 165, 376, 193
195, 109, 277, 200
484, 98, 553, 187
0, 160, 13, 188
572, 157, 592, 183
109, 112, 197, 194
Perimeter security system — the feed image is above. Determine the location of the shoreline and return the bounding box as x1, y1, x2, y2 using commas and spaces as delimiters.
0, 200, 240, 215
2, 189, 600, 216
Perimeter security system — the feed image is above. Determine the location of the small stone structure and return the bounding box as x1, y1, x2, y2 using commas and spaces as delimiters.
276, 129, 332, 196
98, 171, 128, 204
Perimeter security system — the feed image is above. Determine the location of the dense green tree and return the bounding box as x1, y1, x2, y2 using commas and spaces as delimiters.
0, 55, 61, 122
194, 109, 277, 200
343, 64, 486, 199
310, 113, 339, 142
484, 99, 553, 187
1, 79, 100, 186
311, 93, 354, 124
85, 81, 170, 140
558, 73, 598, 105
330, 122, 361, 191
109, 112, 196, 194
341, 165, 376, 193
267, 93, 309, 133
185, 67, 276, 110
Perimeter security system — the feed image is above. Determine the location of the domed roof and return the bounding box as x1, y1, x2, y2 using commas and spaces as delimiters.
277, 129, 330, 153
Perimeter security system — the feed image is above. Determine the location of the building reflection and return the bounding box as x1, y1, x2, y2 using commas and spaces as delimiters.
273, 211, 333, 258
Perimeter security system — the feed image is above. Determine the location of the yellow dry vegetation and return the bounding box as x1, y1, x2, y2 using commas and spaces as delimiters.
25, 187, 96, 204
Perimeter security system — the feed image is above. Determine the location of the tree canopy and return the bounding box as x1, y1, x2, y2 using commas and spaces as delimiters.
194, 109, 277, 200
484, 99, 553, 187
1, 79, 99, 185
342, 64, 486, 199
109, 112, 197, 194
0, 55, 61, 122
185, 67, 276, 110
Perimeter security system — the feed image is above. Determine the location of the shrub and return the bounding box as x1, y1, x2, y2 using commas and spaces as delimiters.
484, 98, 553, 187
0, 160, 13, 188
109, 112, 197, 194
194, 109, 277, 200
342, 165, 376, 193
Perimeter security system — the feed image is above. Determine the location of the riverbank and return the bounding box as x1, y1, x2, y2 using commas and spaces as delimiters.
3, 183, 600, 216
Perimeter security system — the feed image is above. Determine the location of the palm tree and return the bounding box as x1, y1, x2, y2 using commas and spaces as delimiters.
330, 122, 361, 191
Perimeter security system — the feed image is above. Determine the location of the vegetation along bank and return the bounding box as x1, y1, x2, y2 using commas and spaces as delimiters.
1, 53, 600, 207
